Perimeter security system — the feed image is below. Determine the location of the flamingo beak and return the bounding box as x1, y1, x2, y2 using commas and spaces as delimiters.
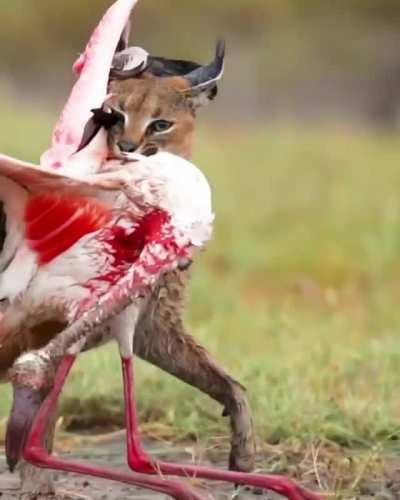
6, 386, 46, 472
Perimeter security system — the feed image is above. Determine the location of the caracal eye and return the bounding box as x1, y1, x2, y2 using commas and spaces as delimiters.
148, 119, 174, 134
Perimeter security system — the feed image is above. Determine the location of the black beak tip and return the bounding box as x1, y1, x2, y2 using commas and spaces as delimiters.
7, 457, 18, 473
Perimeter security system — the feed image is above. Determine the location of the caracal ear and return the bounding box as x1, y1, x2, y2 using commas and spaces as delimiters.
182, 40, 225, 109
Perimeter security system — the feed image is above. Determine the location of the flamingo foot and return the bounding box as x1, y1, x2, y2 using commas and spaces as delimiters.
23, 355, 206, 500
121, 357, 322, 500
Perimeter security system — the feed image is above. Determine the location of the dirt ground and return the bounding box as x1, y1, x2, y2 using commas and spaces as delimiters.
3, 433, 400, 499
0, 434, 286, 500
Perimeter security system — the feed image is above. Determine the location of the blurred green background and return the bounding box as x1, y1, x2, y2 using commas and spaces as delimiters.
1, 1, 400, 496
2, 0, 400, 126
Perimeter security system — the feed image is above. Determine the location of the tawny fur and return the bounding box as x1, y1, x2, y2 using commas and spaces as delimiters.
135, 268, 255, 472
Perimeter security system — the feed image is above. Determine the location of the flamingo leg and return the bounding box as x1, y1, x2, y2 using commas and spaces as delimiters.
121, 356, 322, 500
23, 355, 206, 500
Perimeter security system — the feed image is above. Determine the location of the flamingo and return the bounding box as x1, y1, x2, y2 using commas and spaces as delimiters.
0, 1, 322, 499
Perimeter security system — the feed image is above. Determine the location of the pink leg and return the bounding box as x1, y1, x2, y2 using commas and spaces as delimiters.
122, 357, 322, 500
23, 355, 206, 500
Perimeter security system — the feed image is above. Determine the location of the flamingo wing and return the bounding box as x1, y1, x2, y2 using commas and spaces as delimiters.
0, 154, 95, 192
0, 153, 137, 194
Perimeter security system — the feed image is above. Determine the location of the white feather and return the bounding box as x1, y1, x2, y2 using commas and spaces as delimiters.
112, 152, 214, 247
0, 243, 37, 301
0, 177, 28, 272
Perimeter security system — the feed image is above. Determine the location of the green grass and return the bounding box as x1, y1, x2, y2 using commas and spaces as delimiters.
1, 92, 400, 495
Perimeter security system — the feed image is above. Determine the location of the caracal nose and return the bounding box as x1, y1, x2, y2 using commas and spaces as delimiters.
117, 140, 139, 153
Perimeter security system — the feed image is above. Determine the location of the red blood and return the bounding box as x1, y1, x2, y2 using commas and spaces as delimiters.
110, 209, 170, 264
25, 194, 111, 265
93, 210, 173, 287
